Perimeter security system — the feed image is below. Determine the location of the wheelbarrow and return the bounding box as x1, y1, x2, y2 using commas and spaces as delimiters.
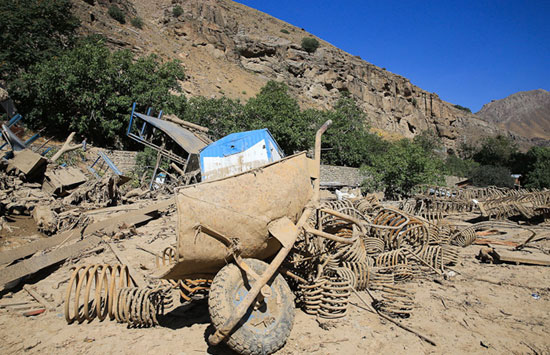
158, 120, 365, 354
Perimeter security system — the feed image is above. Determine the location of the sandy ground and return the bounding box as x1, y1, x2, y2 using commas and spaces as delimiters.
1, 211, 549, 355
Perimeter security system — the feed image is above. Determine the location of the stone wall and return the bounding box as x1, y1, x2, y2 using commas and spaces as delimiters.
89, 148, 138, 174
320, 165, 366, 187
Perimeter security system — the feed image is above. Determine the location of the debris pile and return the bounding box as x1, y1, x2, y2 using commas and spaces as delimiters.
287, 198, 461, 320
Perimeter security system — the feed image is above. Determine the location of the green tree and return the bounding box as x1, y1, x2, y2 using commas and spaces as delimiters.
243, 81, 311, 154
301, 37, 320, 53
469, 165, 514, 188
413, 130, 442, 153
0, 0, 79, 81
522, 146, 550, 189
473, 135, 518, 168
321, 93, 387, 167
184, 96, 245, 140
10, 36, 186, 147
362, 139, 445, 199
445, 154, 479, 177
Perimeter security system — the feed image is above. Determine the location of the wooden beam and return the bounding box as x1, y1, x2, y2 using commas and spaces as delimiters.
0, 198, 174, 265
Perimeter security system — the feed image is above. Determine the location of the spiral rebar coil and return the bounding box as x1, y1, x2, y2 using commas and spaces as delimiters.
363, 236, 385, 254
450, 225, 478, 247
371, 209, 429, 251
415, 245, 460, 273
368, 267, 395, 291
113, 286, 170, 327
340, 259, 373, 291
299, 273, 352, 319
64, 264, 170, 327
156, 246, 212, 301
377, 284, 414, 317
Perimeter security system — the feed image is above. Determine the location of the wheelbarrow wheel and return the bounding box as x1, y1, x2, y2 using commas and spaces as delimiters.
208, 258, 295, 355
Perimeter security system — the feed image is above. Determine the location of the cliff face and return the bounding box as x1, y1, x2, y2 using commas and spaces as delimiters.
476, 89, 550, 141
71, 0, 527, 150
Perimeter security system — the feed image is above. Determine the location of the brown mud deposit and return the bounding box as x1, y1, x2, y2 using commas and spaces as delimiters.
0, 211, 549, 354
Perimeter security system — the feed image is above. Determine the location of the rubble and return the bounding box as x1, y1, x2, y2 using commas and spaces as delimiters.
1, 122, 549, 354
6, 150, 47, 180
42, 166, 87, 196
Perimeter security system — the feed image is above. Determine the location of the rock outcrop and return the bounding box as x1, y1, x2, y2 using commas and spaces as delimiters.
70, 0, 536, 150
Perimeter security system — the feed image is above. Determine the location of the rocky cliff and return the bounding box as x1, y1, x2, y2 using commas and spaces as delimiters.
71, 0, 529, 150
476, 89, 550, 142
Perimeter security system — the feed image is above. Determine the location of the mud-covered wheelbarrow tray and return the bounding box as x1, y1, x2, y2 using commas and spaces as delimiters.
158, 121, 363, 355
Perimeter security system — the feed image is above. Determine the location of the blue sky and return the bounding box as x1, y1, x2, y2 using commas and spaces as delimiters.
236, 0, 549, 112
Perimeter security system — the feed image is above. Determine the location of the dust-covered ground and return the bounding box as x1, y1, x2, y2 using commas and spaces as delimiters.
1, 210, 549, 355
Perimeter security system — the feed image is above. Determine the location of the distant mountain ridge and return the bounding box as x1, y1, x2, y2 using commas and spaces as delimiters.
476, 89, 550, 140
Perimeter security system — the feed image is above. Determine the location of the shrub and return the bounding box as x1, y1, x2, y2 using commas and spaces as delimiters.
454, 104, 472, 113
469, 165, 514, 188
108, 6, 125, 24
280, 29, 290, 34
173, 5, 183, 17
130, 16, 143, 29
301, 37, 320, 53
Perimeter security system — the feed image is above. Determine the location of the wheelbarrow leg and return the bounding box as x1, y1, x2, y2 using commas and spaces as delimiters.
208, 208, 314, 346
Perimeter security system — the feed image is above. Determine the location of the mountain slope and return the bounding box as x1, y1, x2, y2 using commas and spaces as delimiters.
476, 89, 550, 140
70, 0, 529, 149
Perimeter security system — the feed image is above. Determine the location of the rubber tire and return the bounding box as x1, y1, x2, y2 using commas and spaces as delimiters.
208, 258, 295, 355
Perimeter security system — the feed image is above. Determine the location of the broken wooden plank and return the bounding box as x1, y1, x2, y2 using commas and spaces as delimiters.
42, 166, 87, 196
6, 149, 47, 178
0, 236, 101, 290
23, 285, 56, 311
107, 243, 147, 288
495, 249, 550, 266
0, 301, 32, 309
473, 238, 518, 247
0, 198, 174, 265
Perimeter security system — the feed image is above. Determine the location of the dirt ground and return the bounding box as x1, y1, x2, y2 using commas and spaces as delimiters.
1, 210, 549, 355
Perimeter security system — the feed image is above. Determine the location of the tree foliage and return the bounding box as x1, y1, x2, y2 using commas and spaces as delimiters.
184, 96, 245, 140
473, 135, 518, 168
172, 5, 183, 17
301, 37, 320, 53
453, 104, 472, 113
243, 81, 312, 154
321, 93, 387, 167
522, 146, 550, 189
10, 36, 186, 148
0, 0, 79, 81
445, 154, 479, 177
361, 139, 445, 199
130, 17, 144, 29
469, 165, 514, 188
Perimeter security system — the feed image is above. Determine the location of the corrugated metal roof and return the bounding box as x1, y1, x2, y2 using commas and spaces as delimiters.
135, 112, 207, 154
200, 129, 283, 158
199, 129, 285, 180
